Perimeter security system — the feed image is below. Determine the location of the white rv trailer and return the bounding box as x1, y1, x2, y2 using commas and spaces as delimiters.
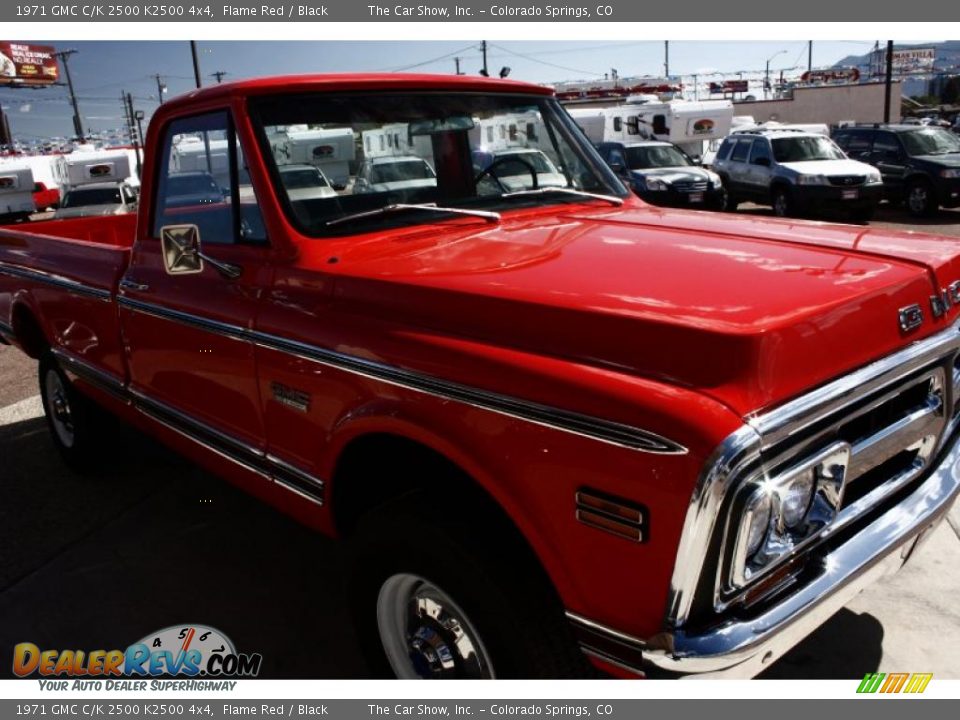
567, 99, 734, 159
271, 127, 356, 189
52, 152, 133, 192
171, 137, 231, 190
0, 166, 37, 222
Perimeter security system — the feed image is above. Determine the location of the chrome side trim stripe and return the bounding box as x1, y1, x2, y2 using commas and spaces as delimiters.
0, 261, 112, 302
117, 296, 686, 455
51, 348, 128, 402
51, 346, 324, 505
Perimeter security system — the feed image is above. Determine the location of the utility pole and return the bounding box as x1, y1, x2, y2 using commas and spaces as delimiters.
480, 41, 489, 77
664, 41, 669, 78
808, 41, 813, 73
153, 74, 167, 104
454, 57, 462, 75
692, 73, 698, 101
123, 92, 142, 179
884, 40, 894, 123
211, 71, 227, 84
190, 41, 202, 88
55, 49, 84, 141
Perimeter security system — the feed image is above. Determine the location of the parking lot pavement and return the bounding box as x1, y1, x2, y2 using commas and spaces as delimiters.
1, 346, 958, 678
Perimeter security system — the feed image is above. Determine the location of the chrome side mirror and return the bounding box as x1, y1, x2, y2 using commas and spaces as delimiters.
160, 224, 242, 279
161, 224, 204, 275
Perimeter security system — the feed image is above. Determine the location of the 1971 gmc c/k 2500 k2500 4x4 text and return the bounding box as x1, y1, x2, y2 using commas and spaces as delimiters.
1, 74, 959, 679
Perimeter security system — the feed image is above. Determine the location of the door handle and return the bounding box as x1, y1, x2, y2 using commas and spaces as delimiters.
119, 278, 150, 293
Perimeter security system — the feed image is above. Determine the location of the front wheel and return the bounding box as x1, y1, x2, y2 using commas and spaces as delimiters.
348, 494, 590, 679
906, 180, 937, 217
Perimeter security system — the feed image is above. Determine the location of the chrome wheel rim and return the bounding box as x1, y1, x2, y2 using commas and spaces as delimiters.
376, 573, 495, 679
908, 186, 928, 214
773, 192, 788, 217
44, 369, 75, 449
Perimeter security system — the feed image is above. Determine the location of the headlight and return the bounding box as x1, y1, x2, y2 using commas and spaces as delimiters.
796, 174, 828, 186
778, 469, 815, 529
742, 490, 772, 557
942, 169, 960, 179
730, 443, 850, 589
866, 170, 884, 184
705, 171, 722, 188
644, 178, 669, 192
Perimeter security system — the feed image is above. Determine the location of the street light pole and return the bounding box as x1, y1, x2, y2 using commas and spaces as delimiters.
765, 50, 787, 100
153, 74, 166, 104
190, 41, 202, 88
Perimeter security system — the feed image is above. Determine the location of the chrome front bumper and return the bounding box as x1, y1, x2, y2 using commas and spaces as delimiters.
569, 428, 960, 678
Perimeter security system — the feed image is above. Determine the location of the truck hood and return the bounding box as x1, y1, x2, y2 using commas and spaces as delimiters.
912, 152, 960, 168
631, 166, 712, 184
326, 204, 960, 416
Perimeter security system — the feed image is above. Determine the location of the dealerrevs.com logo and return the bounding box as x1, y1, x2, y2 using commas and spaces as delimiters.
13, 625, 263, 682
857, 672, 933, 694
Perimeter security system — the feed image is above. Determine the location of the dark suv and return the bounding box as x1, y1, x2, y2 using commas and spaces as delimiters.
833, 124, 960, 216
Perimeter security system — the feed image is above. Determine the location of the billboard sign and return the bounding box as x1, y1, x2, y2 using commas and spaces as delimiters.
801, 68, 861, 84
709, 80, 749, 94
889, 48, 936, 74
0, 43, 59, 86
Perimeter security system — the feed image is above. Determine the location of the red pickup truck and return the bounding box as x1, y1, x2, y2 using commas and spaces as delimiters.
2, 74, 959, 679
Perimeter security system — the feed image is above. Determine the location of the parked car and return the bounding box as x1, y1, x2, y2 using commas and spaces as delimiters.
354, 155, 437, 194
161, 171, 226, 208
595, 140, 724, 210
32, 182, 60, 212
3, 74, 960, 681
277, 163, 338, 202
472, 148, 566, 192
53, 181, 139, 219
832, 124, 960, 216
713, 129, 883, 220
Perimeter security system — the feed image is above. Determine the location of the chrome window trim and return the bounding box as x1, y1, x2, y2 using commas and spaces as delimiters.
118, 296, 687, 455
0, 261, 113, 302
665, 319, 960, 629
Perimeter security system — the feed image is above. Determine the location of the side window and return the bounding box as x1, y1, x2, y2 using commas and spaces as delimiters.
730, 138, 752, 162
749, 139, 771, 164
613, 117, 622, 132
716, 139, 735, 161
873, 132, 902, 157
608, 148, 625, 167
153, 110, 266, 245
839, 130, 872, 154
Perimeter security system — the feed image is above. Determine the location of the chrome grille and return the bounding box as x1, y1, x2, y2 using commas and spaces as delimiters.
674, 180, 709, 193
827, 175, 866, 186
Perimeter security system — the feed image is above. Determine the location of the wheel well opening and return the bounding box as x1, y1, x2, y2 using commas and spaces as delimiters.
11, 305, 48, 359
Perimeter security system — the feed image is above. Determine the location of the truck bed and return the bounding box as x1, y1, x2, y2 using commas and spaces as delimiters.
0, 214, 134, 381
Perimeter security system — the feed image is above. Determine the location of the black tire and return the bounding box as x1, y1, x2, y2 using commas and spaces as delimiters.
906, 179, 937, 217
850, 206, 875, 223
38, 353, 106, 472
771, 186, 795, 218
347, 493, 592, 679
721, 189, 739, 212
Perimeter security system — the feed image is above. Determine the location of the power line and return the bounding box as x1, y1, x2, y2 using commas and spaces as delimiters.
386, 44, 478, 72
486, 42, 604, 77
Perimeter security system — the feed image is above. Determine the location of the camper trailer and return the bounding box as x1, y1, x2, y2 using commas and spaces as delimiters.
568, 100, 734, 160
171, 137, 231, 191
0, 166, 37, 223
271, 127, 355, 189
52, 153, 138, 219
53, 152, 133, 193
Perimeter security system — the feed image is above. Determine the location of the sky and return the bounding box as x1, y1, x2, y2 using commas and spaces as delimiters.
0, 40, 887, 140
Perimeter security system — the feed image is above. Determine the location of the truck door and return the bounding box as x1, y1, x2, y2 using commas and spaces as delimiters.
745, 137, 773, 198
119, 109, 272, 454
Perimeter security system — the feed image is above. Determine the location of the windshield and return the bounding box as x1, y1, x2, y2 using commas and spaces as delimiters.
252, 92, 624, 236
625, 145, 691, 169
62, 187, 122, 207
772, 136, 846, 163
901, 128, 960, 156
368, 159, 435, 184
281, 167, 330, 189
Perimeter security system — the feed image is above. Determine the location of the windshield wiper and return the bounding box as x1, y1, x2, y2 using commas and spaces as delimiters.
326, 202, 500, 227
501, 187, 624, 207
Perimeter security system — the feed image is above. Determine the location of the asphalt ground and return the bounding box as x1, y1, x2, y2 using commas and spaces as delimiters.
1, 343, 959, 679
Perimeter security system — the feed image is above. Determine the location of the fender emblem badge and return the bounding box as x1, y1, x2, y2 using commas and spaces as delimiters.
271, 382, 311, 413
899, 304, 924, 333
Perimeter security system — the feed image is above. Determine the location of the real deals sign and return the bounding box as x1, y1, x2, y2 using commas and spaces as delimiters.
0, 42, 59, 86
